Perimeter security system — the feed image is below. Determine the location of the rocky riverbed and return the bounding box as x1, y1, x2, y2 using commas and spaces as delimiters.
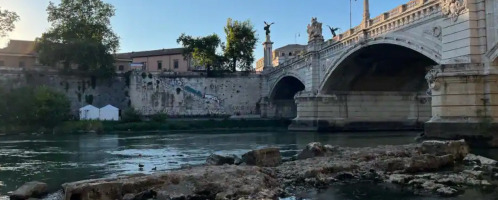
9, 140, 498, 200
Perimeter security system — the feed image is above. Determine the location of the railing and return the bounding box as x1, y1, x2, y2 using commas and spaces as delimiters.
322, 0, 440, 51
266, 0, 441, 76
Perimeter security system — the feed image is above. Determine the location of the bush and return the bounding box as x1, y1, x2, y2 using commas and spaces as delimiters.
54, 121, 103, 134
151, 114, 168, 122
0, 86, 71, 130
121, 108, 141, 123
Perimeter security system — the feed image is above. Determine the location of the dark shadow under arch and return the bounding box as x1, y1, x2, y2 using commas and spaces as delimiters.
270, 76, 305, 119
321, 44, 438, 94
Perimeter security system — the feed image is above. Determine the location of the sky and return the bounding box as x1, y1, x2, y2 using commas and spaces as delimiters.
0, 0, 409, 66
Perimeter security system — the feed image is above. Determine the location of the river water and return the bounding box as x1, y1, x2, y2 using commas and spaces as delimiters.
0, 131, 496, 200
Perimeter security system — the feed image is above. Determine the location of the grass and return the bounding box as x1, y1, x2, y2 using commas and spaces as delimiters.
10, 118, 292, 134
101, 119, 290, 132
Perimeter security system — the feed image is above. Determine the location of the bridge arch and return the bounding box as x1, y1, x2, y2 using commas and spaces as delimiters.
319, 34, 441, 93
268, 74, 305, 119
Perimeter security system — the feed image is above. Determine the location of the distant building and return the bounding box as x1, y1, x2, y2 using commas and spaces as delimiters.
0, 40, 40, 69
0, 40, 193, 74
255, 44, 306, 72
115, 48, 191, 72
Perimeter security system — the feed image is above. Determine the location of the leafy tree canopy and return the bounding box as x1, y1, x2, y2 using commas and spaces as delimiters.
35, 0, 119, 78
0, 86, 71, 129
0, 7, 20, 38
223, 18, 257, 72
177, 33, 223, 75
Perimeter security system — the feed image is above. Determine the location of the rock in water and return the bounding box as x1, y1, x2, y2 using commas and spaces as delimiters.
436, 187, 459, 197
9, 181, 48, 200
297, 142, 338, 160
463, 154, 498, 166
206, 154, 235, 165
421, 140, 469, 160
242, 148, 281, 167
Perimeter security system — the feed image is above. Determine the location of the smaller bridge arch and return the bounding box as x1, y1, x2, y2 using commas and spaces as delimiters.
268, 75, 305, 119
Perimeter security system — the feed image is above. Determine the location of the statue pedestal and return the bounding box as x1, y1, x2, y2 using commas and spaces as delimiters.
263, 35, 274, 71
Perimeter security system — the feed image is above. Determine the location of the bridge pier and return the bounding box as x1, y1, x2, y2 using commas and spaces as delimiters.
289, 91, 430, 131
424, 64, 498, 147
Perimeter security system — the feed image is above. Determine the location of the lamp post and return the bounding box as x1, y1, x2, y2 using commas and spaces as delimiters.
350, 0, 357, 29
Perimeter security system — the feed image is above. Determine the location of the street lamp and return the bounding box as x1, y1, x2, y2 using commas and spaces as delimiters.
350, 0, 357, 29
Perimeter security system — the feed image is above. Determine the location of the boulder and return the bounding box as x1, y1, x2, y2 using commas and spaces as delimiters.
421, 181, 444, 191
63, 165, 280, 200
231, 154, 243, 165
421, 140, 469, 160
297, 142, 338, 160
463, 154, 497, 166
9, 181, 48, 200
404, 154, 454, 173
206, 154, 235, 166
388, 174, 413, 184
436, 187, 459, 197
242, 148, 281, 167
463, 170, 484, 179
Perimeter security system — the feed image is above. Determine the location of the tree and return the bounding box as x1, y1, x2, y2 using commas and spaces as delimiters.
32, 87, 71, 128
0, 7, 20, 38
0, 87, 70, 130
223, 18, 258, 72
177, 33, 222, 76
35, 0, 119, 77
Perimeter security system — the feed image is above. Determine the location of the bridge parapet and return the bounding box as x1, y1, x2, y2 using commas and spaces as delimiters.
324, 0, 440, 50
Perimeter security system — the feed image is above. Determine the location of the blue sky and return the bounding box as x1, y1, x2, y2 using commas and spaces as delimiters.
0, 0, 408, 66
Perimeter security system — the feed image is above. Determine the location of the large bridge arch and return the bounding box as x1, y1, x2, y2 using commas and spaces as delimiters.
292, 34, 442, 131
268, 75, 305, 119
319, 34, 442, 93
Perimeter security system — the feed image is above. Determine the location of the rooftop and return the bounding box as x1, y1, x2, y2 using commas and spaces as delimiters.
116, 48, 185, 59
275, 44, 306, 51
0, 40, 36, 55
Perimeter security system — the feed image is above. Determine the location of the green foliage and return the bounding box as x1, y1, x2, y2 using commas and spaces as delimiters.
0, 86, 71, 130
85, 94, 94, 105
223, 18, 258, 72
177, 33, 223, 75
91, 76, 97, 89
35, 0, 119, 78
101, 119, 290, 132
0, 7, 20, 38
121, 108, 141, 123
151, 114, 168, 123
53, 120, 103, 134
124, 71, 132, 86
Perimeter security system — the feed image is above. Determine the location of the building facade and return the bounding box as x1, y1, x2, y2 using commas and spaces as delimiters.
116, 48, 191, 73
0, 40, 39, 69
255, 44, 306, 72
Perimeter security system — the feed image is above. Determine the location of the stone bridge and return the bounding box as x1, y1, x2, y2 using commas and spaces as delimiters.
260, 0, 498, 140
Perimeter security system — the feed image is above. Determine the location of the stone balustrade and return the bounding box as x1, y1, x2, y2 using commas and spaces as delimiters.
266, 0, 441, 77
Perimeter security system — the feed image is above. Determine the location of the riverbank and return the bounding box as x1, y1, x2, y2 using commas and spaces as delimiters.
39, 140, 498, 200
0, 118, 291, 135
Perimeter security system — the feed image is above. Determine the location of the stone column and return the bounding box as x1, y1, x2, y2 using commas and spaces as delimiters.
263, 35, 274, 71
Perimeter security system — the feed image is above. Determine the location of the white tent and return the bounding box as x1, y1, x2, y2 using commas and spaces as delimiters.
99, 105, 120, 121
79, 105, 99, 120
